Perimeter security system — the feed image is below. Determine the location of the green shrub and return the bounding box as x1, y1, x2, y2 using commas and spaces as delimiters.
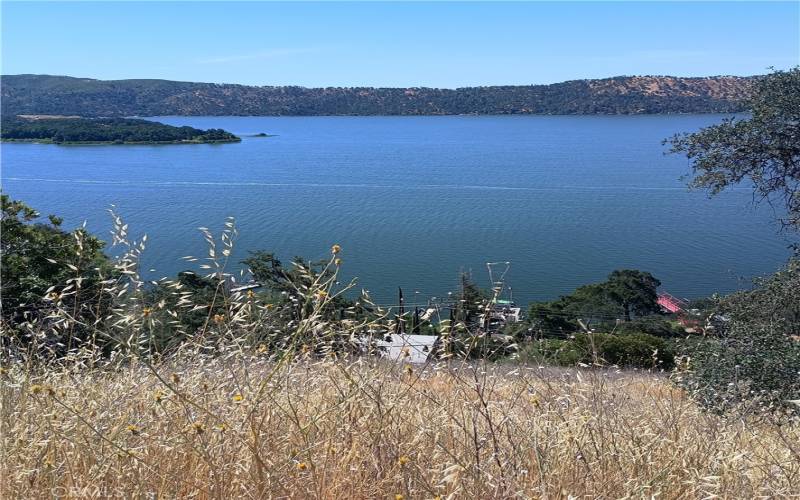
516, 338, 584, 366
614, 315, 684, 338
598, 333, 674, 368
673, 259, 800, 416
517, 332, 674, 369
454, 335, 518, 361
673, 322, 800, 415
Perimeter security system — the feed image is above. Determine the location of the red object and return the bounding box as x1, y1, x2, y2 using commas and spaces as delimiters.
657, 293, 685, 314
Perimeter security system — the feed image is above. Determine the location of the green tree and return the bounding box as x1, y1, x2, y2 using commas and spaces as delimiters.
527, 300, 577, 336
561, 282, 623, 322
604, 270, 661, 322
453, 272, 488, 326
241, 251, 351, 321
527, 270, 661, 336
1, 195, 111, 350
665, 68, 800, 416
667, 67, 800, 230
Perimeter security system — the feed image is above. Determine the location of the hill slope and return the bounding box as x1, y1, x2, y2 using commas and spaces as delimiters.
1, 74, 754, 117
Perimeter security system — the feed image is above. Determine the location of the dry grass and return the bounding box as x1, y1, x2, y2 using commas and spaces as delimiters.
3, 214, 799, 498
2, 356, 798, 499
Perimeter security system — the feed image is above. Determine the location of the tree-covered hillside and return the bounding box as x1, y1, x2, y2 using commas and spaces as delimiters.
1, 74, 753, 117
0, 116, 240, 144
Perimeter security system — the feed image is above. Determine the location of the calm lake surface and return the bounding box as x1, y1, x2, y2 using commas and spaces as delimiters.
2, 115, 792, 305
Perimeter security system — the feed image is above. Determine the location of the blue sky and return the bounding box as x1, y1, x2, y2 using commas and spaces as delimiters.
2, 1, 798, 87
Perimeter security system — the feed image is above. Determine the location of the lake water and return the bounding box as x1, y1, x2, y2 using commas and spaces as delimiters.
2, 115, 792, 306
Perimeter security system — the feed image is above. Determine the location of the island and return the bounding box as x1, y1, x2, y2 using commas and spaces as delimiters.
0, 116, 240, 144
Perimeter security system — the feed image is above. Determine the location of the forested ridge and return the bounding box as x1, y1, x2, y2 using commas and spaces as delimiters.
1, 74, 754, 117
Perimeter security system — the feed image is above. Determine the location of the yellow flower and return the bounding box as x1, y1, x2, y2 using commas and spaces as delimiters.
232, 393, 244, 403
247, 290, 255, 299
154, 390, 166, 403
216, 423, 229, 432
395, 495, 404, 500
331, 244, 341, 255
316, 290, 328, 300
191, 422, 205, 434
142, 307, 152, 317
213, 314, 225, 324
126, 424, 140, 435
266, 303, 275, 310
28, 384, 54, 396
334, 258, 342, 266
257, 343, 268, 353
398, 455, 410, 466
296, 462, 308, 471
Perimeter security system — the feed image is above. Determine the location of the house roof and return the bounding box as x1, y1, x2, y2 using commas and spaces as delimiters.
375, 334, 438, 364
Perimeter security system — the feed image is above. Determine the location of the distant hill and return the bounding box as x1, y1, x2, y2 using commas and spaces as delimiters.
1, 74, 755, 117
